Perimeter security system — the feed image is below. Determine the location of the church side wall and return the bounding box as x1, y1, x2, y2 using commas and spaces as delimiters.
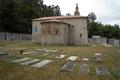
59, 18, 88, 45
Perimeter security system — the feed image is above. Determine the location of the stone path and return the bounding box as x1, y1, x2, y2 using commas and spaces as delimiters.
31, 60, 52, 68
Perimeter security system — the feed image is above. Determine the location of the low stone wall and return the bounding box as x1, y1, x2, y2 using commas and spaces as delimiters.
88, 37, 120, 46
108, 39, 120, 46
0, 33, 32, 42
88, 38, 107, 45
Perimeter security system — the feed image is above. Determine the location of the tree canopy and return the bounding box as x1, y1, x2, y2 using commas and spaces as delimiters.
88, 21, 120, 39
0, 0, 61, 33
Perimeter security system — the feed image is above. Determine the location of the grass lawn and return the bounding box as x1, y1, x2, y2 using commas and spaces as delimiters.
0, 42, 120, 80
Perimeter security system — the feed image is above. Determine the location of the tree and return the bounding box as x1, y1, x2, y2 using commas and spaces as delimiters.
88, 12, 97, 22
1, 0, 61, 33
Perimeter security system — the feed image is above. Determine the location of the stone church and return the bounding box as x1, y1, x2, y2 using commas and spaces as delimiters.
32, 4, 88, 45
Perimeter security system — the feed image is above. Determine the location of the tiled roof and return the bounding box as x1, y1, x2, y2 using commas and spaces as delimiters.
41, 19, 74, 26
33, 15, 87, 21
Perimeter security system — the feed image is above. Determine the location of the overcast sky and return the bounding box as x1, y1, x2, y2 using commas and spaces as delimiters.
44, 0, 120, 25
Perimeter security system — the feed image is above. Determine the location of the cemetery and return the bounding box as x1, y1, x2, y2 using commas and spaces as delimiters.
1, 0, 120, 80
0, 41, 120, 80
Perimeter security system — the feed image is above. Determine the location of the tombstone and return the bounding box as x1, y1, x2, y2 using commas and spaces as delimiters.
44, 50, 51, 52
0, 52, 8, 56
60, 61, 76, 72
56, 55, 66, 59
93, 53, 102, 62
82, 58, 89, 61
35, 48, 47, 51
39, 53, 49, 57
12, 58, 32, 63
50, 50, 59, 53
96, 66, 110, 76
31, 60, 52, 68
5, 56, 22, 61
20, 59, 40, 65
23, 51, 34, 55
0, 52, 9, 59
112, 68, 120, 78
67, 56, 78, 61
95, 53, 102, 57
80, 64, 90, 75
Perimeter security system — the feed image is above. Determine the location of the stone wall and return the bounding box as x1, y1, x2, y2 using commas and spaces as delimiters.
58, 18, 88, 45
108, 39, 120, 46
88, 38, 107, 44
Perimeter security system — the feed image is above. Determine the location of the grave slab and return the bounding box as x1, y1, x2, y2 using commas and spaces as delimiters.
12, 57, 32, 63
39, 53, 49, 57
95, 53, 102, 56
5, 56, 22, 61
67, 56, 78, 61
93, 56, 102, 62
23, 51, 34, 55
51, 50, 59, 53
96, 66, 110, 76
80, 64, 90, 75
20, 59, 40, 65
31, 60, 52, 68
0, 52, 8, 58
82, 58, 89, 61
56, 55, 66, 59
45, 50, 51, 52
60, 61, 76, 72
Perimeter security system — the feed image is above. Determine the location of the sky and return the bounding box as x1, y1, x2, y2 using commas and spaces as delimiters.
43, 0, 120, 25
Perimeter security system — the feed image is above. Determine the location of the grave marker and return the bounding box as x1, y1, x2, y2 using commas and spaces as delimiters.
82, 58, 89, 61
12, 58, 32, 63
80, 64, 90, 75
60, 61, 76, 72
96, 66, 110, 76
56, 55, 66, 59
31, 60, 52, 68
20, 59, 40, 65
23, 51, 34, 55
67, 56, 78, 61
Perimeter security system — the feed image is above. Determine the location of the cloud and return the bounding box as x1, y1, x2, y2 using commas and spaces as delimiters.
44, 0, 120, 25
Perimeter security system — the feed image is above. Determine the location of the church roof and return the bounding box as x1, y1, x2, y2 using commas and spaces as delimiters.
41, 19, 74, 26
33, 16, 87, 21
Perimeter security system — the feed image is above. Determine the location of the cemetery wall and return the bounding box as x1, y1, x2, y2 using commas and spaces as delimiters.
0, 32, 31, 42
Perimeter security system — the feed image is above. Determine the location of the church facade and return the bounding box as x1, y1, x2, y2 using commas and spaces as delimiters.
32, 4, 88, 45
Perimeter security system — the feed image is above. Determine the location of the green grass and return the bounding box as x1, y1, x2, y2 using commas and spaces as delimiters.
0, 42, 120, 80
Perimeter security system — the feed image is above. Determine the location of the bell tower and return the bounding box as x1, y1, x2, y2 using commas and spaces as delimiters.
74, 3, 80, 16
